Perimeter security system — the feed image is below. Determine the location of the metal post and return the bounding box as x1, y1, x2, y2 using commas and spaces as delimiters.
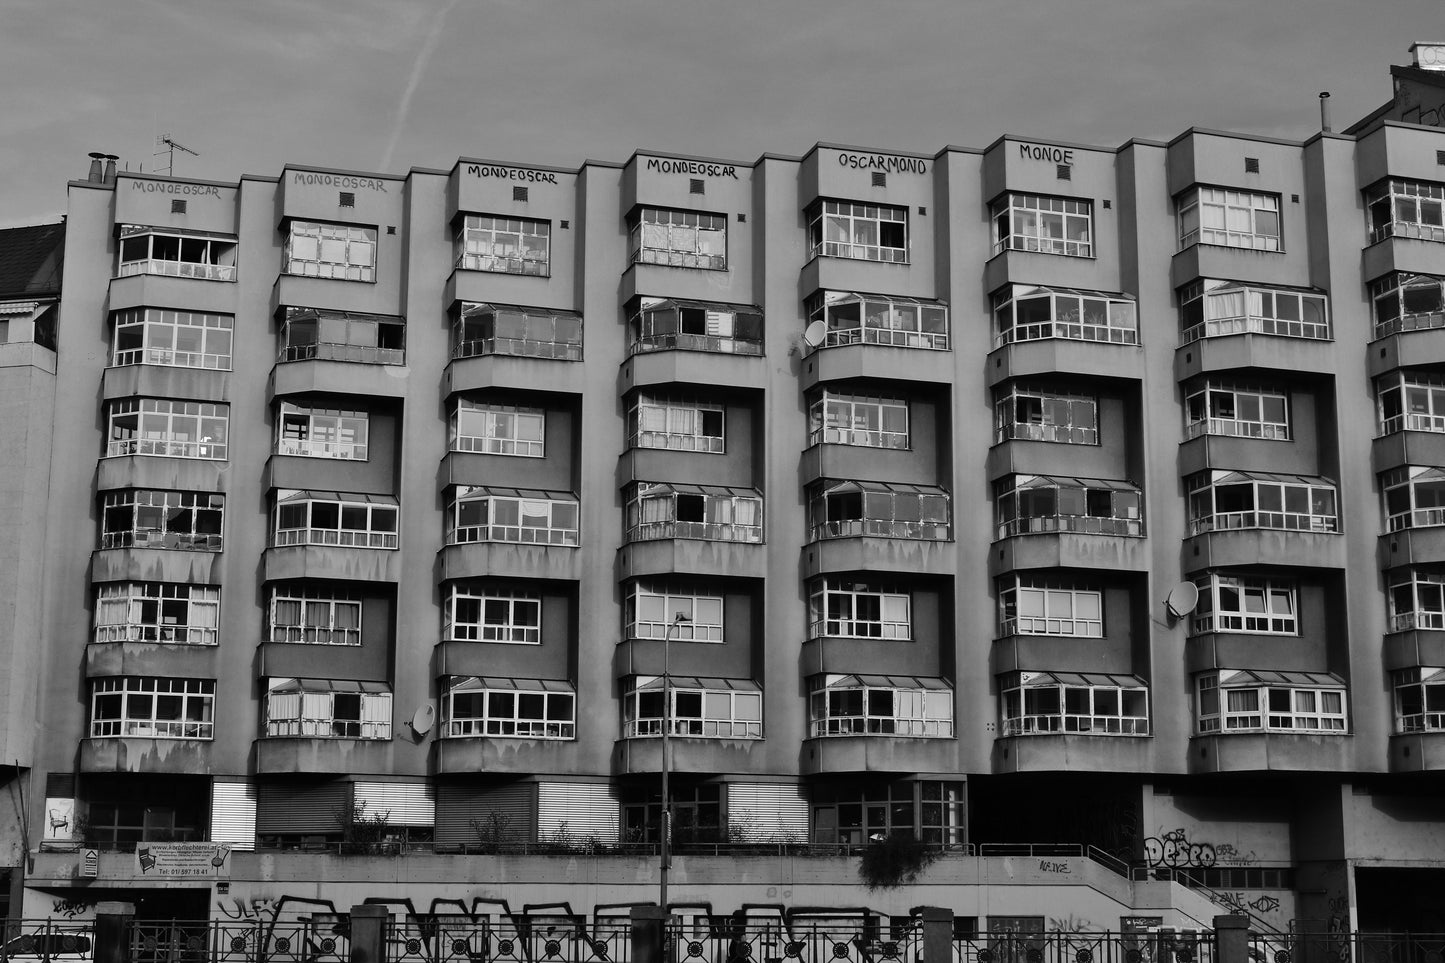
659, 611, 690, 911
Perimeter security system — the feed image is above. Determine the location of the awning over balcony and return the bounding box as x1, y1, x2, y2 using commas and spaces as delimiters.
1008, 475, 1139, 491
452, 486, 576, 501
1012, 671, 1147, 689
629, 676, 760, 692
1204, 469, 1337, 487
1215, 668, 1345, 688
815, 480, 949, 497
267, 678, 391, 694
1009, 285, 1134, 302
446, 676, 575, 693
637, 296, 762, 315
275, 490, 399, 505
632, 482, 760, 498
809, 673, 952, 691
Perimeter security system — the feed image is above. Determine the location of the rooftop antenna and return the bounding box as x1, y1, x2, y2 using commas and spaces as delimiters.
154, 134, 199, 176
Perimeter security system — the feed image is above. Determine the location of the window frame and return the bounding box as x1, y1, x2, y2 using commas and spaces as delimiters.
1370, 272, 1445, 338
994, 474, 1144, 539
100, 489, 224, 552
807, 199, 909, 263
283, 220, 378, 282
272, 491, 398, 549
1177, 186, 1282, 251
807, 479, 950, 541
1179, 279, 1329, 343
444, 584, 543, 644
1365, 178, 1445, 245
1191, 574, 1299, 636
278, 307, 405, 365
1186, 470, 1338, 535
1391, 667, 1445, 734
277, 402, 370, 460
454, 214, 551, 276
268, 585, 363, 646
1196, 671, 1347, 734
93, 582, 220, 646
628, 394, 726, 453
627, 297, 763, 356
1185, 382, 1290, 440
443, 678, 576, 739
999, 672, 1150, 736
110, 308, 233, 370
448, 486, 580, 547
625, 482, 763, 544
808, 390, 909, 450
623, 677, 762, 739
990, 193, 1094, 258
1377, 370, 1445, 436
90, 676, 215, 739
992, 284, 1137, 346
808, 578, 911, 640
994, 383, 1099, 445
106, 398, 229, 461
1382, 466, 1445, 533
629, 207, 727, 271
116, 225, 238, 282
997, 575, 1104, 638
264, 680, 392, 740
453, 303, 583, 362
807, 675, 953, 738
451, 400, 546, 457
805, 291, 948, 350
625, 583, 725, 642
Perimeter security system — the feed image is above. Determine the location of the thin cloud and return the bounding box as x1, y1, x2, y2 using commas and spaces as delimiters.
380, 0, 461, 173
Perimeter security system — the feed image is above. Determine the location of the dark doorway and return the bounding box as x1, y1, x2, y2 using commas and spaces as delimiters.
1356, 868, 1445, 932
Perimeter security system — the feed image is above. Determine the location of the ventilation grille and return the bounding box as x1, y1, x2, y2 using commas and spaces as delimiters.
560, 220, 570, 229
339, 191, 356, 208
1102, 199, 1112, 210
170, 199, 187, 215
1056, 165, 1071, 181
1244, 157, 1260, 174
513, 186, 529, 202
871, 172, 887, 188
689, 179, 705, 195
737, 213, 747, 223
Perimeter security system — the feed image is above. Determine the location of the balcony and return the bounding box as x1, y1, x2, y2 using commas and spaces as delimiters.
80, 737, 213, 775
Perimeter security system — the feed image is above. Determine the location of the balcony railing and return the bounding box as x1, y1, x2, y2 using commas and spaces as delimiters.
628, 520, 763, 544
997, 318, 1138, 346
997, 514, 1143, 538
265, 719, 390, 739
631, 332, 763, 356
1182, 314, 1330, 344
276, 439, 367, 460
280, 342, 405, 365
117, 259, 236, 282
272, 529, 398, 549
1001, 714, 1150, 736
454, 336, 583, 362
1375, 311, 1445, 340
1189, 510, 1337, 535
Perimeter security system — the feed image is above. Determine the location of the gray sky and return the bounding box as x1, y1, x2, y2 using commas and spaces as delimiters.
1, 0, 1434, 227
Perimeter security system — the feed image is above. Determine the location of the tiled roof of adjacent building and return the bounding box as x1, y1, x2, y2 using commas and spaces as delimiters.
0, 220, 65, 299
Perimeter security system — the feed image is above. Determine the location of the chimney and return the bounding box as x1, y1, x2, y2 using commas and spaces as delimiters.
103, 154, 119, 185
1411, 42, 1445, 71
87, 152, 105, 183
1319, 92, 1332, 133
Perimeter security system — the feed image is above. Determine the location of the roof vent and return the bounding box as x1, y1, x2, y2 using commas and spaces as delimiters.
1411, 42, 1445, 71
87, 152, 105, 183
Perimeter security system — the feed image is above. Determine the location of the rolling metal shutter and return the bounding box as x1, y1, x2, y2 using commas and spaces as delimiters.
537, 783, 619, 844
435, 782, 535, 846
727, 783, 809, 842
210, 779, 257, 851
353, 781, 434, 827
256, 780, 351, 835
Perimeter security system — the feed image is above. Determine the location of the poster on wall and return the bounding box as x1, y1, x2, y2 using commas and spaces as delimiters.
133, 843, 231, 879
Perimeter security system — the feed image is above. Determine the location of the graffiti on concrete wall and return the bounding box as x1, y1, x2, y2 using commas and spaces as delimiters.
1143, 828, 1257, 869
50, 898, 95, 920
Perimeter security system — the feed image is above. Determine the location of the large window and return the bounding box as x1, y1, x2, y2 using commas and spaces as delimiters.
628, 395, 725, 453
453, 303, 583, 362
1365, 178, 1445, 244
454, 215, 550, 276
1382, 466, 1445, 532
93, 582, 219, 646
1392, 668, 1445, 733
1177, 187, 1281, 251
809, 390, 908, 449
1371, 272, 1445, 338
90, 677, 214, 739
1388, 569, 1445, 632
1192, 574, 1297, 635
284, 221, 377, 281
100, 490, 223, 552
117, 226, 237, 281
994, 384, 1098, 445
995, 475, 1143, 538
991, 193, 1093, 257
1179, 280, 1328, 342
997, 576, 1103, 638
630, 208, 726, 270
628, 297, 762, 356
1186, 470, 1338, 535
623, 676, 762, 739
448, 487, 579, 546
451, 400, 545, 457
265, 679, 391, 739
626, 482, 762, 543
444, 584, 541, 643
807, 199, 908, 263
807, 674, 953, 738
992, 285, 1137, 346
808, 579, 910, 640
1196, 670, 1347, 734
278, 403, 369, 460
808, 480, 950, 541
279, 307, 405, 365
110, 308, 233, 369
443, 677, 575, 739
812, 780, 964, 846
625, 583, 725, 642
269, 585, 362, 645
805, 291, 948, 350
1000, 671, 1150, 736
1378, 371, 1445, 435
106, 399, 229, 460
272, 491, 398, 549
1185, 382, 1290, 440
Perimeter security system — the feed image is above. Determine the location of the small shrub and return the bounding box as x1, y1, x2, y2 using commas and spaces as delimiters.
858, 835, 938, 890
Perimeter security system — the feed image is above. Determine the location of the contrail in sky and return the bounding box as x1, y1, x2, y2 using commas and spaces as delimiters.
380, 0, 460, 172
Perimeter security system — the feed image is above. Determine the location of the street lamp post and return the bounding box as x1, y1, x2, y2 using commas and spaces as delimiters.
659, 611, 690, 912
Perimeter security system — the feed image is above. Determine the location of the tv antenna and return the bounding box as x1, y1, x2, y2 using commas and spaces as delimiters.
154, 134, 199, 176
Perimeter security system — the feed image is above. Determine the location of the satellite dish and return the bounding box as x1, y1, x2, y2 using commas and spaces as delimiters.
1164, 582, 1200, 620
410, 703, 435, 735
801, 320, 828, 349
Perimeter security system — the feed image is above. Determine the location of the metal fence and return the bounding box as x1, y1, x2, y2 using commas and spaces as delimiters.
953, 933, 1214, 963
1248, 931, 1445, 963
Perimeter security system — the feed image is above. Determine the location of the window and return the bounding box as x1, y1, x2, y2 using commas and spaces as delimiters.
997, 576, 1103, 637
623, 783, 722, 845
264, 679, 391, 739
812, 780, 964, 846
272, 491, 398, 549
630, 208, 727, 270
93, 582, 219, 645
1370, 272, 1445, 337
453, 303, 583, 361
106, 399, 229, 460
278, 307, 405, 364
444, 677, 575, 739
992, 285, 1137, 346
1186, 471, 1338, 535
1191, 574, 1297, 635
625, 583, 725, 642
805, 291, 948, 350
807, 199, 908, 262
1392, 668, 1445, 733
995, 475, 1143, 538
808, 480, 950, 541
90, 677, 215, 739
808, 391, 908, 449
1378, 371, 1445, 435
994, 384, 1098, 445
1177, 187, 1281, 251
1365, 178, 1445, 244
807, 674, 953, 738
1185, 383, 1290, 440
1179, 280, 1328, 342
451, 400, 545, 457
284, 221, 377, 281
628, 297, 763, 355
1388, 569, 1445, 632
625, 482, 763, 543
100, 490, 224, 552
1000, 671, 1150, 736
448, 487, 579, 546
277, 403, 369, 459
269, 585, 362, 645
116, 225, 237, 281
1196, 670, 1347, 733
1382, 466, 1445, 532
623, 676, 762, 739
628, 395, 725, 452
444, 584, 541, 643
990, 193, 1093, 257
808, 579, 910, 640
454, 215, 550, 275
110, 308, 233, 369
